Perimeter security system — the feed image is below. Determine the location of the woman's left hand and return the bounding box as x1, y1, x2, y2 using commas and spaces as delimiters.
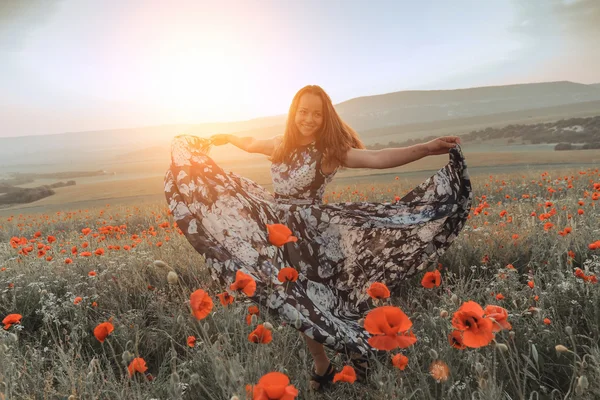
424, 136, 461, 156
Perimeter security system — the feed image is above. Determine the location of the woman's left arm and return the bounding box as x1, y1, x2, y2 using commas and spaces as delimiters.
343, 136, 460, 169
343, 145, 428, 169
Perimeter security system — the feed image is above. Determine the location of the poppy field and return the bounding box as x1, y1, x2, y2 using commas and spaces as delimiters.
1, 165, 599, 399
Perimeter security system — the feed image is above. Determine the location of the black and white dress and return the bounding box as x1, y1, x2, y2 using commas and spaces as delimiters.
164, 135, 472, 356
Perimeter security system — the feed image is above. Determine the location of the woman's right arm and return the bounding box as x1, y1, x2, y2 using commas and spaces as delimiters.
210, 134, 283, 157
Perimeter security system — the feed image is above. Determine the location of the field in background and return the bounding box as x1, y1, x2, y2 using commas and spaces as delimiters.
1, 144, 598, 216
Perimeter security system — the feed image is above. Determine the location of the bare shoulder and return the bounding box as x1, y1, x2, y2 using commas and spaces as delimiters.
273, 134, 284, 147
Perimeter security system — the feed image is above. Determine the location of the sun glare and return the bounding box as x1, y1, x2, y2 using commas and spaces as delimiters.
151, 31, 252, 122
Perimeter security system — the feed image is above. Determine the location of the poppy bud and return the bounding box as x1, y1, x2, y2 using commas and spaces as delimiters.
190, 373, 200, 384
475, 362, 484, 374
565, 326, 573, 336
176, 315, 185, 325
496, 343, 509, 352
429, 349, 438, 359
167, 271, 178, 284
250, 314, 258, 325
576, 375, 589, 394
122, 350, 134, 365
154, 260, 170, 269
230, 397, 240, 400
450, 294, 459, 306
509, 331, 515, 340
263, 322, 273, 330
555, 345, 569, 354
358, 318, 365, 327
439, 309, 448, 318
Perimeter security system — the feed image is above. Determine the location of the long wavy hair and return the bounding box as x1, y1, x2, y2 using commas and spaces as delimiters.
269, 85, 365, 169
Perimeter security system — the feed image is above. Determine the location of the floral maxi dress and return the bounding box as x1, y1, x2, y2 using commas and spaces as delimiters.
164, 135, 473, 356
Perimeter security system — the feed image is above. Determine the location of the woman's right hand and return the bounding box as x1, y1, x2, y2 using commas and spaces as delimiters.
209, 134, 230, 146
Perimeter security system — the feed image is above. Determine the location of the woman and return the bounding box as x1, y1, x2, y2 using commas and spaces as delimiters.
164, 85, 472, 391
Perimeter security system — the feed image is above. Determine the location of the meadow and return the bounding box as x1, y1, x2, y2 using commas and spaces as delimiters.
0, 162, 599, 400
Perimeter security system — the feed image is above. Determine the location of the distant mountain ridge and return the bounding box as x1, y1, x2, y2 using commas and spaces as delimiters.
1, 81, 599, 168
335, 81, 600, 131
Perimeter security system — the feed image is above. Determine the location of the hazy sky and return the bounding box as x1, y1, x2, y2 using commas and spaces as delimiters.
1, 0, 599, 137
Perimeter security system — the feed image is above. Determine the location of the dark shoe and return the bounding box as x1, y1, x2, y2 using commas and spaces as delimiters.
309, 361, 336, 391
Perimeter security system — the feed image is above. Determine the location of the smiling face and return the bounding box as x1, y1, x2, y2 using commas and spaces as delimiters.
294, 93, 323, 141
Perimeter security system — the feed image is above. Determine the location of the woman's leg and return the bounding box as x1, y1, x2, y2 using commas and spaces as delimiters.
301, 332, 331, 375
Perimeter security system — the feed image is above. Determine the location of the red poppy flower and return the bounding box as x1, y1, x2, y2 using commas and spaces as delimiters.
333, 365, 357, 383
421, 270, 442, 289
248, 324, 273, 344
190, 289, 214, 320
451, 301, 494, 348
187, 336, 196, 348
448, 330, 466, 349
251, 371, 299, 400
2, 313, 22, 330
128, 357, 148, 377
483, 305, 512, 332
391, 354, 409, 370
266, 224, 298, 247
367, 282, 390, 300
93, 321, 114, 343
73, 296, 83, 305
230, 270, 257, 296
364, 306, 417, 351
430, 360, 450, 382
277, 267, 299, 283
217, 291, 234, 306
